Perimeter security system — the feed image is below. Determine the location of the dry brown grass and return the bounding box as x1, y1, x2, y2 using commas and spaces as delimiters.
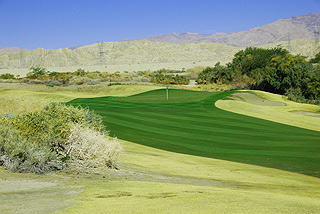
66, 124, 122, 169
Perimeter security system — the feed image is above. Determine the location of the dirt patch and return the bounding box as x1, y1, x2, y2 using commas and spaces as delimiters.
0, 169, 82, 214
232, 92, 286, 106
291, 111, 320, 118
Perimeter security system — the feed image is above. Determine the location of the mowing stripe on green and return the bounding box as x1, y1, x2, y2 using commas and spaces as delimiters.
68, 89, 320, 177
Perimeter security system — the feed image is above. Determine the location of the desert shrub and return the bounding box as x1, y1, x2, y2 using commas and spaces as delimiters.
0, 102, 120, 173
0, 73, 15, 79
66, 124, 122, 168
150, 72, 189, 85
98, 72, 122, 82
108, 82, 122, 86
29, 80, 43, 84
46, 83, 54, 87
73, 68, 86, 76
27, 67, 48, 78
44, 80, 62, 86
0, 122, 62, 174
6, 102, 106, 154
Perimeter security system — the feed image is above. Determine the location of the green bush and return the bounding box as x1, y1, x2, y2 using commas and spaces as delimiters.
150, 73, 189, 85
196, 63, 232, 84
264, 54, 312, 94
73, 68, 86, 76
0, 73, 15, 79
0, 102, 119, 173
27, 67, 48, 78
0, 123, 62, 174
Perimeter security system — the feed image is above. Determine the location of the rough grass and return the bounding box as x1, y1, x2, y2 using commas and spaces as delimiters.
62, 141, 320, 214
1, 84, 320, 213
0, 83, 162, 114
216, 90, 320, 132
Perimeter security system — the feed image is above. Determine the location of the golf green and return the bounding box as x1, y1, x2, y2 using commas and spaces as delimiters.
69, 89, 320, 177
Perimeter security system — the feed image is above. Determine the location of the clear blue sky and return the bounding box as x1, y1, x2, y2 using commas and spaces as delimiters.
1, 0, 320, 50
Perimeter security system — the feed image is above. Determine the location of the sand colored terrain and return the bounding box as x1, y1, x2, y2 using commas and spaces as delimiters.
0, 39, 317, 78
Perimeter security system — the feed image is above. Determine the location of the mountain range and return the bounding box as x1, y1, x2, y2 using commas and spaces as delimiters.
135, 13, 320, 47
0, 13, 319, 71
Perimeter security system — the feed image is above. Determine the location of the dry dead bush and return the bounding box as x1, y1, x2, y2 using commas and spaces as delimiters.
66, 124, 122, 169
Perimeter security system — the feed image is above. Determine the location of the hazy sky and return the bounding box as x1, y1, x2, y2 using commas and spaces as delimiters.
1, 0, 320, 50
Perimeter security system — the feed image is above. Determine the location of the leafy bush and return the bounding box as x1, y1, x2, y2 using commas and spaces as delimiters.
9, 103, 106, 144
196, 63, 232, 84
0, 73, 15, 79
108, 82, 122, 86
73, 68, 86, 76
0, 102, 120, 173
150, 73, 189, 85
264, 54, 312, 94
66, 124, 122, 168
27, 67, 48, 78
0, 123, 62, 174
228, 46, 289, 77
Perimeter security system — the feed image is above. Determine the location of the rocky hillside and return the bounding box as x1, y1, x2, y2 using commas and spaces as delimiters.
0, 47, 30, 53
0, 39, 317, 70
0, 41, 240, 69
138, 13, 320, 47
0, 13, 319, 70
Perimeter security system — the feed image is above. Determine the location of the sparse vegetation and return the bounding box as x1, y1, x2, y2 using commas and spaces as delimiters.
0, 67, 191, 86
0, 102, 121, 173
0, 73, 15, 79
66, 124, 122, 169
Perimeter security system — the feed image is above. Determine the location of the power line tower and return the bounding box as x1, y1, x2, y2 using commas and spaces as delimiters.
97, 41, 105, 65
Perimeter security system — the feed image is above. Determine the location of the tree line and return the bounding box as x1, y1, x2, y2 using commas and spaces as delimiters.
196, 47, 320, 104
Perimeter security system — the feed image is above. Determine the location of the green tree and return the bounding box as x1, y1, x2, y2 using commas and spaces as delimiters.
264, 54, 312, 94
309, 52, 320, 63
196, 62, 232, 85
27, 66, 48, 77
0, 73, 15, 79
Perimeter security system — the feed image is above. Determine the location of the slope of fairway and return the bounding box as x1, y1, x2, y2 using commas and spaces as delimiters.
69, 89, 320, 177
216, 90, 320, 132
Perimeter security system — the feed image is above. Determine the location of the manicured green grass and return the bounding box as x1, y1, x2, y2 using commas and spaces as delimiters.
69, 89, 320, 177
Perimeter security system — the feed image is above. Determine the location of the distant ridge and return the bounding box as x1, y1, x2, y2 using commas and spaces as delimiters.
0, 47, 30, 53
135, 13, 320, 47
1, 13, 319, 70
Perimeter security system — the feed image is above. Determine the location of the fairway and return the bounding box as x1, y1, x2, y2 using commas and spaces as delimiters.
69, 89, 320, 177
